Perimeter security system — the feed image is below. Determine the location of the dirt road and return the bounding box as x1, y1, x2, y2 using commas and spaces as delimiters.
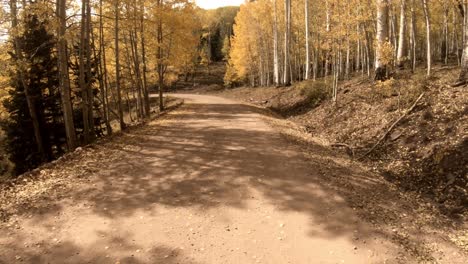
0, 94, 465, 263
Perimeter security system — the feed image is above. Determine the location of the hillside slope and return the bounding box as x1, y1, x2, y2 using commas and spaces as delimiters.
210, 66, 467, 218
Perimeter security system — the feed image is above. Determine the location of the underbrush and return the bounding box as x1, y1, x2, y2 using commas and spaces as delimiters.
297, 80, 329, 107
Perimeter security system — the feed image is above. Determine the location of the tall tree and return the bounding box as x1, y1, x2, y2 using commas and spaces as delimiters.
57, 0, 77, 150
375, 0, 389, 81
283, 0, 291, 86
421, 0, 431, 76
273, 0, 280, 85
304, 0, 311, 80
397, 0, 407, 68
79, 0, 92, 143
8, 0, 46, 160
115, 0, 126, 130
156, 0, 165, 111
457, 1, 468, 85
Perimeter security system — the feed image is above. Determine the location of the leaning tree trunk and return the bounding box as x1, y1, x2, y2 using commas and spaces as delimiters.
397, 0, 407, 68
375, 0, 389, 81
283, 0, 291, 86
57, 0, 77, 150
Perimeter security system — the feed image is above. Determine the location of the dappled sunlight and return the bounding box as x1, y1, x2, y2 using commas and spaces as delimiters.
0, 94, 463, 263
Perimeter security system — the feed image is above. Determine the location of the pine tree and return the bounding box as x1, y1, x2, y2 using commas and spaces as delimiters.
2, 11, 63, 174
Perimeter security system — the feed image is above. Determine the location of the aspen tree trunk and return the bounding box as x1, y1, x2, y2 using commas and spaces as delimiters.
129, 31, 143, 118
98, 0, 112, 135
140, 2, 150, 116
115, 0, 126, 130
57, 0, 77, 149
356, 24, 361, 71
410, 0, 417, 72
442, 5, 449, 64
131, 0, 144, 118
457, 2, 468, 84
365, 24, 372, 76
375, 0, 389, 81
421, 0, 431, 76
85, 0, 95, 139
390, 7, 398, 67
397, 0, 407, 68
273, 0, 280, 86
283, 0, 291, 86
10, 0, 46, 160
304, 0, 310, 80
157, 0, 164, 111
324, 0, 331, 77
91, 25, 107, 135
79, 0, 91, 143
453, 9, 461, 65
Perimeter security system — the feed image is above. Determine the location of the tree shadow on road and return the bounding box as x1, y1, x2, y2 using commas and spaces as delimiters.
1, 100, 463, 262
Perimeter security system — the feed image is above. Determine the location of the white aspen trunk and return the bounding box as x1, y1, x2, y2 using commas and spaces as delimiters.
375, 0, 389, 80
273, 0, 280, 85
390, 6, 398, 67
283, 0, 291, 86
346, 39, 350, 79
397, 0, 407, 68
443, 5, 449, 64
115, 0, 125, 130
356, 23, 361, 72
457, 3, 468, 84
305, 0, 310, 80
421, 0, 431, 76
410, 0, 417, 72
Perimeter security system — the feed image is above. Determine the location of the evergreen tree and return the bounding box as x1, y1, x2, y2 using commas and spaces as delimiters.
2, 11, 64, 174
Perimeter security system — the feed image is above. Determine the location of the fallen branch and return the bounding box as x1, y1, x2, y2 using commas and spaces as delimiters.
450, 80, 467, 87
331, 143, 355, 157
360, 93, 425, 159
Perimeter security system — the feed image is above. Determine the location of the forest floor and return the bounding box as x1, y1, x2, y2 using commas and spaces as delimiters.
0, 92, 466, 263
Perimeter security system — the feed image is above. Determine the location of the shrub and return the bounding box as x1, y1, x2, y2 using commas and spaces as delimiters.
298, 80, 329, 107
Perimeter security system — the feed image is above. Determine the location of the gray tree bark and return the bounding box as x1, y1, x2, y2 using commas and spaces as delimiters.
57, 0, 77, 150
115, 0, 126, 130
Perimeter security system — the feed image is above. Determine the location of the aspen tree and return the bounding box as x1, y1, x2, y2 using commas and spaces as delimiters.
397, 0, 407, 68
421, 0, 432, 76
283, 0, 291, 86
375, 0, 390, 81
